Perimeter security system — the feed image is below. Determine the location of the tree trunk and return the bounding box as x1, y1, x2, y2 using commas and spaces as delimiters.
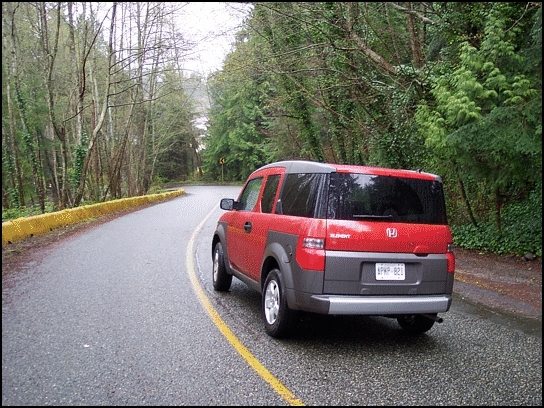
6, 2, 46, 212
458, 175, 478, 228
37, 2, 71, 209
405, 3, 425, 68
73, 2, 117, 206
3, 77, 25, 207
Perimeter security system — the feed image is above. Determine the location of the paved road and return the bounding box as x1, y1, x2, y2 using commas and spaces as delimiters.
2, 186, 542, 405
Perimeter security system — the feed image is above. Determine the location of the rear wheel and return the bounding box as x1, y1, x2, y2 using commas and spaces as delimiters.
212, 241, 232, 291
397, 314, 436, 334
262, 269, 298, 338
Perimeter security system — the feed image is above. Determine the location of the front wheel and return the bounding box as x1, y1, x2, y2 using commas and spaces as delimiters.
212, 241, 232, 291
397, 314, 436, 335
262, 269, 298, 338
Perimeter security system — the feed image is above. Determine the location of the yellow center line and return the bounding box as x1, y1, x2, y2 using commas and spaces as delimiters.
185, 204, 305, 406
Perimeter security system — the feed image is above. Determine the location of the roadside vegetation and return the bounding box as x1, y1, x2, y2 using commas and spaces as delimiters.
2, 2, 541, 257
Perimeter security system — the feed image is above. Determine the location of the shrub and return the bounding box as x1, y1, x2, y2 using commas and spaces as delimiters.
451, 186, 542, 257
2, 202, 55, 223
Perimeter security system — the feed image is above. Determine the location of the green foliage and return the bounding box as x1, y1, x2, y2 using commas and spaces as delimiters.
373, 84, 431, 169
72, 132, 88, 188
7, 188, 20, 209
153, 69, 200, 182
147, 176, 168, 194
2, 202, 55, 222
452, 184, 542, 256
2, 140, 20, 208
203, 40, 277, 182
416, 2, 542, 233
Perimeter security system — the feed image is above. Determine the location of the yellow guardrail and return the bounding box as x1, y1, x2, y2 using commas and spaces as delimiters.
2, 189, 185, 247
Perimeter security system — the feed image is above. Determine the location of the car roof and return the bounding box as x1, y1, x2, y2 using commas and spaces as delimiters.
256, 160, 440, 181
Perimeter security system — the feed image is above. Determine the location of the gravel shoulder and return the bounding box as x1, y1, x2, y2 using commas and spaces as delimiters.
453, 247, 541, 320
2, 208, 542, 322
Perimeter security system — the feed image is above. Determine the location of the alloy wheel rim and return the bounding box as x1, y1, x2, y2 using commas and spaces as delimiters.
213, 249, 219, 282
264, 280, 279, 324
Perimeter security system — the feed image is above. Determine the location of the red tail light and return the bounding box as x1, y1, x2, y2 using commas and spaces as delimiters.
446, 243, 455, 273
296, 237, 325, 271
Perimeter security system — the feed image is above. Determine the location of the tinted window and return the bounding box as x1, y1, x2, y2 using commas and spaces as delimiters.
238, 177, 263, 211
327, 173, 447, 224
261, 175, 281, 213
280, 173, 327, 218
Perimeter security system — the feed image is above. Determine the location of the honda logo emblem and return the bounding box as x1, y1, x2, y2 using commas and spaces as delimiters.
386, 228, 398, 238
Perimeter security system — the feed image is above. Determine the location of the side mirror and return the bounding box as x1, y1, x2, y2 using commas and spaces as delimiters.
220, 198, 235, 210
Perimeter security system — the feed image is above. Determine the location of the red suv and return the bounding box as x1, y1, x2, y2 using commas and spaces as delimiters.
212, 160, 455, 338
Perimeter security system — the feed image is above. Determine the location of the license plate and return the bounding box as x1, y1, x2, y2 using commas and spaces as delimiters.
375, 263, 405, 280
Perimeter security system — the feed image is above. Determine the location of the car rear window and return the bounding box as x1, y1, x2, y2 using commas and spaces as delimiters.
327, 173, 447, 224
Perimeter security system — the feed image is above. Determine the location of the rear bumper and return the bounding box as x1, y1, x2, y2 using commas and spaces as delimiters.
306, 294, 452, 315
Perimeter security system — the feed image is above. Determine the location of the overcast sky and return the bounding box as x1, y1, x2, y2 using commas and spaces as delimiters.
180, 2, 252, 75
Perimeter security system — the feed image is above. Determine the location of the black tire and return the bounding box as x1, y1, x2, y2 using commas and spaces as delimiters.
397, 314, 436, 335
262, 269, 298, 338
212, 241, 232, 291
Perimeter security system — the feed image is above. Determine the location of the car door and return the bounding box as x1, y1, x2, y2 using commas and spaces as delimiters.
226, 169, 284, 281
243, 172, 283, 280
226, 176, 264, 276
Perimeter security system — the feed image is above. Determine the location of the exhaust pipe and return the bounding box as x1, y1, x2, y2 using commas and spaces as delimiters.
422, 313, 443, 323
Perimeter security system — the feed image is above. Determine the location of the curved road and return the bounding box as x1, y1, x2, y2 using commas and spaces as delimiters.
2, 186, 542, 405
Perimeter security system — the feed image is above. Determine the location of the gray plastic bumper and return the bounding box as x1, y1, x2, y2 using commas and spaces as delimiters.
311, 294, 452, 315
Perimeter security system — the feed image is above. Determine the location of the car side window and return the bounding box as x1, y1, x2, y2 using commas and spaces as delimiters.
238, 177, 263, 211
280, 173, 326, 218
261, 175, 281, 213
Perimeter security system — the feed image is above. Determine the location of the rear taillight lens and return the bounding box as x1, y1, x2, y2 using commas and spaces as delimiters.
302, 237, 324, 249
446, 243, 455, 273
296, 237, 325, 271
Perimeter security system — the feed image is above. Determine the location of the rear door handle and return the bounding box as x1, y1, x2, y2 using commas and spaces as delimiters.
244, 221, 252, 233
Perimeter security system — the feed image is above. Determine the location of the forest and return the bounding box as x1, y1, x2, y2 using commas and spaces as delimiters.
2, 2, 542, 257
